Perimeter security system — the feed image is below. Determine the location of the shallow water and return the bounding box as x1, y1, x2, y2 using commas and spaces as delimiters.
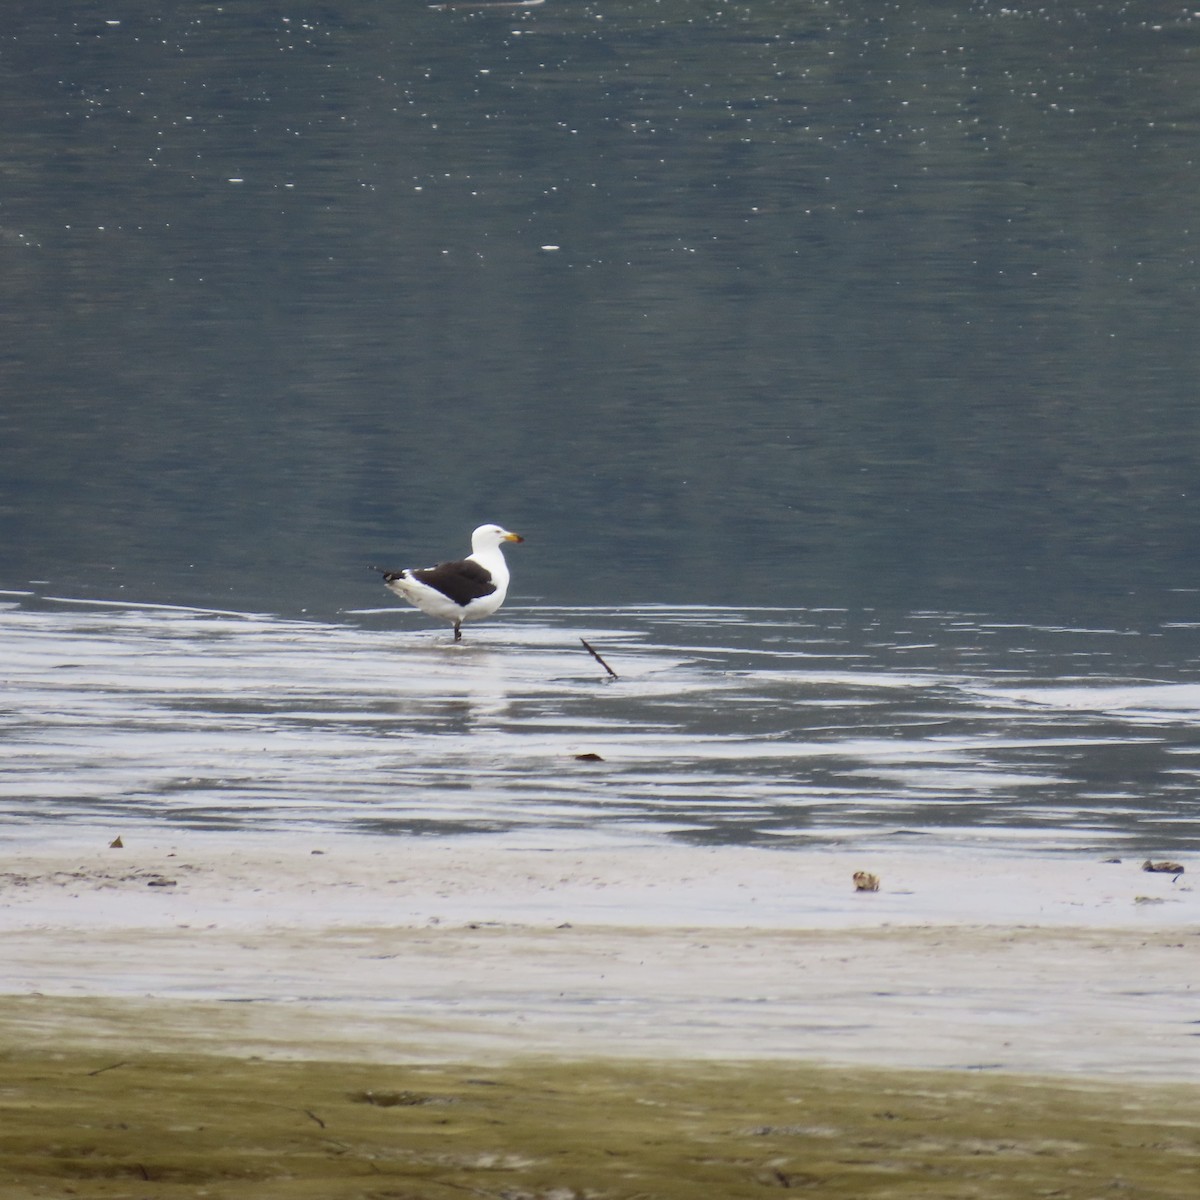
3, 591, 1200, 854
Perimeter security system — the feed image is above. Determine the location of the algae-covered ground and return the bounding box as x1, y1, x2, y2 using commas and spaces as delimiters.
1, 1046, 1197, 1199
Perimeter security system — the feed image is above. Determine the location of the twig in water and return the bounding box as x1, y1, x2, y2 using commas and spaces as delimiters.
87, 1060, 131, 1077
580, 638, 618, 680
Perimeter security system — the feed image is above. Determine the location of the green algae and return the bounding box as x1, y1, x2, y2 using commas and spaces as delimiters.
1, 1045, 1198, 1199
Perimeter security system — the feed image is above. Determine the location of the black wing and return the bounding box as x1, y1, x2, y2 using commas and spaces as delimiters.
410, 559, 496, 606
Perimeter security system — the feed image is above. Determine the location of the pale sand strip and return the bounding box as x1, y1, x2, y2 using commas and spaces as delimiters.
0, 831, 1195, 1079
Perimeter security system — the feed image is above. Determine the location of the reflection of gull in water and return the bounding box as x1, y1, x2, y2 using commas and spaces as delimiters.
454, 652, 515, 728
377, 524, 523, 642
373, 642, 516, 731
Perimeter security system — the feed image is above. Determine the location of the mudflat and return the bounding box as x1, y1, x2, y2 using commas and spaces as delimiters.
2, 1050, 1198, 1200
1, 830, 1196, 1197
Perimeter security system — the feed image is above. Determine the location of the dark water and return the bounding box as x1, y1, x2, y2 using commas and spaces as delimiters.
4, 1, 1200, 619
3, 4, 1200, 848
5, 592, 1200, 853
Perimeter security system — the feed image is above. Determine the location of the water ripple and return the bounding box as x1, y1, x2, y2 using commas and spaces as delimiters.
3, 596, 1199, 852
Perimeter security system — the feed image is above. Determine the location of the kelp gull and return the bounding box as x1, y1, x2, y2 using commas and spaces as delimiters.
379, 523, 523, 641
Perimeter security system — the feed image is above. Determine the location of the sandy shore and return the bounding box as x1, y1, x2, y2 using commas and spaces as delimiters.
1, 829, 1196, 1080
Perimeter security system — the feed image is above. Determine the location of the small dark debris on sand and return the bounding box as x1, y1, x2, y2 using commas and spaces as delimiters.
1142, 860, 1185, 876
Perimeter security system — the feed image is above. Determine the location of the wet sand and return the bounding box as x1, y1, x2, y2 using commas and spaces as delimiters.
2, 831, 1197, 1197
1, 830, 1196, 1078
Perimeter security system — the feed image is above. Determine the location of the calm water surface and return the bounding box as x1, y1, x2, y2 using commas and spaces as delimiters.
4, 4, 1200, 850
4, 1, 1200, 618
5, 591, 1199, 854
